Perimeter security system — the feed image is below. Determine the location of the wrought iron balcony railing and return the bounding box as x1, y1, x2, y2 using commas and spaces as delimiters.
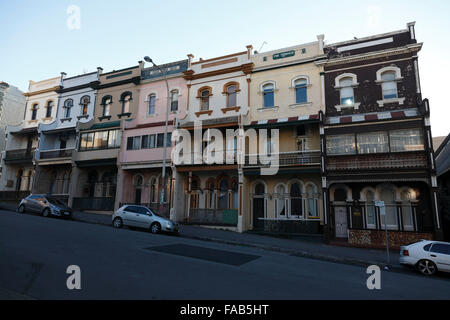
39, 149, 74, 160
326, 151, 428, 171
4, 149, 35, 163
245, 150, 321, 167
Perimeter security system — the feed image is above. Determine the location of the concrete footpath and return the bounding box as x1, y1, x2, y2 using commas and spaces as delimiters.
0, 201, 402, 271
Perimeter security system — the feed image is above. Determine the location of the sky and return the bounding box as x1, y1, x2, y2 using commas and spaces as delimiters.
0, 0, 449, 137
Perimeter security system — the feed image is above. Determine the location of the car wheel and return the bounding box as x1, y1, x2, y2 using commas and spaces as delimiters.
42, 208, 50, 218
150, 223, 161, 234
416, 259, 437, 276
113, 217, 123, 229
18, 205, 25, 214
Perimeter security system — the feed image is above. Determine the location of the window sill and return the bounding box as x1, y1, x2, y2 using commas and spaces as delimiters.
117, 113, 132, 119
60, 118, 72, 123
98, 116, 112, 122
28, 120, 38, 124
221, 106, 241, 114
289, 102, 312, 108
257, 106, 279, 113
77, 115, 89, 120
335, 103, 360, 112
376, 97, 405, 107
195, 110, 213, 117
43, 117, 53, 121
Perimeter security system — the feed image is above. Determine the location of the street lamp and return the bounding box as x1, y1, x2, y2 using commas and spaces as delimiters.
144, 56, 171, 208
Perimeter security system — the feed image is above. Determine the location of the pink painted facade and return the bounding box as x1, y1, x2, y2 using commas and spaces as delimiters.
117, 60, 188, 210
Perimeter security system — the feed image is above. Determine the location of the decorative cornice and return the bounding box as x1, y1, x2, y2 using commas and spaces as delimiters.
24, 86, 61, 97
316, 43, 423, 67
184, 63, 254, 81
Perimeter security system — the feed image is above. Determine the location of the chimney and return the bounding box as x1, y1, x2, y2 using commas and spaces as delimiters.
60, 72, 67, 85
97, 67, 103, 77
138, 60, 144, 69
317, 34, 325, 52
187, 54, 194, 68
407, 22, 416, 40
246, 45, 253, 59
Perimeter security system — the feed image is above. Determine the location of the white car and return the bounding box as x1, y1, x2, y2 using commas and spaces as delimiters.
112, 205, 179, 234
399, 240, 450, 276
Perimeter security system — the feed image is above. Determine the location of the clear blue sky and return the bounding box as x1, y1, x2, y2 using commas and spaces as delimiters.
1, 0, 449, 136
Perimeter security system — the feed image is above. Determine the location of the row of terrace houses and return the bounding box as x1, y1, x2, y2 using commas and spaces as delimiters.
0, 22, 444, 248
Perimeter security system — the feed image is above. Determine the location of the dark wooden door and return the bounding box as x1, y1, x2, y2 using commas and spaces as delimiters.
253, 198, 264, 229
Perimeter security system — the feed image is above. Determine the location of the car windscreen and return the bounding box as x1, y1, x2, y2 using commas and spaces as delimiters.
47, 198, 64, 206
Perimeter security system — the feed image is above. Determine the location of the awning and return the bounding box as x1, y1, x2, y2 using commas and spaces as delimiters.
86, 121, 121, 131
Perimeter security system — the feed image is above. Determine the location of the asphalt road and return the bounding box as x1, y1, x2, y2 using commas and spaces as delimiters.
0, 209, 449, 300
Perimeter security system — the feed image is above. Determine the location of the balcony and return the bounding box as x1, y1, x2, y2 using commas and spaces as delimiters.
245, 150, 321, 168
39, 149, 74, 160
326, 151, 428, 171
3, 149, 35, 164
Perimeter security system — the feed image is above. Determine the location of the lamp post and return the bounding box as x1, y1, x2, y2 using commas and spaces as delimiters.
144, 56, 171, 209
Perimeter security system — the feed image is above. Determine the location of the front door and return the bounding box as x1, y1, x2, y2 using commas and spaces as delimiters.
253, 198, 264, 229
334, 206, 348, 238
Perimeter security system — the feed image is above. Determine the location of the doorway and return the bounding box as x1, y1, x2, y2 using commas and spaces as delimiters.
334, 207, 348, 238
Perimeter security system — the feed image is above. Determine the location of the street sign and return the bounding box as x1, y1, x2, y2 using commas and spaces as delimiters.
273, 50, 295, 60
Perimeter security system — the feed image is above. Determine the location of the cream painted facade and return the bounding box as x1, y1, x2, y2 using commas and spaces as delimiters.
241, 37, 326, 234
0, 76, 61, 193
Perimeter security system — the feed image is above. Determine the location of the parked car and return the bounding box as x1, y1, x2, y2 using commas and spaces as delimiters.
112, 205, 179, 234
18, 194, 72, 219
400, 240, 450, 275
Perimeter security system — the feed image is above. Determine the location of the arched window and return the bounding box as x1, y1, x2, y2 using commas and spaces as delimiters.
232, 180, 239, 209
31, 104, 38, 120
148, 94, 156, 115
121, 92, 132, 114
379, 186, 397, 229
275, 185, 287, 218
170, 90, 179, 112
46, 101, 54, 118
206, 181, 215, 209
80, 96, 90, 116
150, 177, 157, 203
226, 85, 237, 108
218, 179, 229, 209
101, 96, 112, 116
255, 183, 265, 196
381, 71, 398, 99
305, 184, 318, 218
364, 189, 376, 229
64, 99, 73, 118
400, 189, 414, 231
263, 83, 274, 108
294, 78, 308, 104
339, 77, 355, 105
290, 183, 303, 217
200, 89, 210, 111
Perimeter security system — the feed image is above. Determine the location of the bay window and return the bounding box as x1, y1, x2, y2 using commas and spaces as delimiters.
390, 129, 424, 152
326, 134, 356, 155
357, 131, 389, 154
79, 129, 121, 151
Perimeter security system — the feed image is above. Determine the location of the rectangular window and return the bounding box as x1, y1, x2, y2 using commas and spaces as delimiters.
166, 133, 172, 147
326, 134, 356, 155
263, 92, 274, 108
80, 129, 120, 151
149, 134, 156, 149
390, 129, 424, 152
141, 135, 149, 149
357, 132, 389, 154
156, 133, 164, 148
127, 137, 133, 150
133, 136, 141, 150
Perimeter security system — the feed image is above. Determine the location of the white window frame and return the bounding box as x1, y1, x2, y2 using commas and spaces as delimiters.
334, 73, 360, 111
376, 66, 405, 106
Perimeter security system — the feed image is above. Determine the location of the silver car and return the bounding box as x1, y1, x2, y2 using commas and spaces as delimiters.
112, 205, 179, 234
18, 194, 72, 219
399, 240, 450, 276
